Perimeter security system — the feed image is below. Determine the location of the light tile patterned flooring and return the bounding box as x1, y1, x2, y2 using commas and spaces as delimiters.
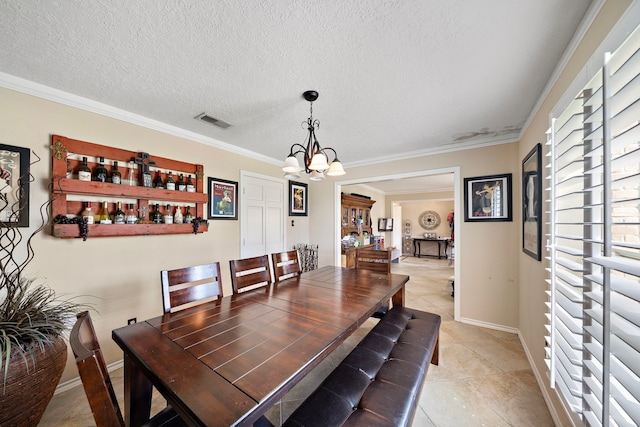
40, 257, 554, 426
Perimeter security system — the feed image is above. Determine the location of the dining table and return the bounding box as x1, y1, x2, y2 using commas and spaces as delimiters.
112, 265, 410, 427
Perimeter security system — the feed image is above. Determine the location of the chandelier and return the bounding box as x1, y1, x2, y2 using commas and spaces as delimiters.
282, 90, 345, 181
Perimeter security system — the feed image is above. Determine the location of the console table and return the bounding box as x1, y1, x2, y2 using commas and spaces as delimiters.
413, 238, 450, 259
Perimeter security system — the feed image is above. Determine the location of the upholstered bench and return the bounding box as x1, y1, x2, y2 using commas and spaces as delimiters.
284, 306, 441, 427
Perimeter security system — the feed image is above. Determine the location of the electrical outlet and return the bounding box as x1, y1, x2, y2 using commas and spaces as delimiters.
127, 318, 137, 325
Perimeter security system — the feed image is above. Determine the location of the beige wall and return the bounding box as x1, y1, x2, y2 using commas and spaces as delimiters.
310, 142, 520, 331
399, 200, 454, 240
0, 87, 297, 383
516, 1, 632, 425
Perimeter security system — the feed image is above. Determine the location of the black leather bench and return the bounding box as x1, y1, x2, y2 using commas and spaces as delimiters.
284, 306, 441, 427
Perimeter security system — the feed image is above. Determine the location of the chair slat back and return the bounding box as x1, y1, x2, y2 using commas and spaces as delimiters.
229, 255, 272, 294
355, 247, 392, 274
70, 311, 125, 427
161, 263, 223, 313
271, 250, 302, 282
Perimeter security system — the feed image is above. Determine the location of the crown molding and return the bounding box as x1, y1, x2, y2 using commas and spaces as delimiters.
0, 72, 281, 166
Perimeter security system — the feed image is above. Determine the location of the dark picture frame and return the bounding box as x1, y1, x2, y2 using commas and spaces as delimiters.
289, 181, 308, 216
378, 218, 394, 231
208, 177, 238, 220
0, 144, 30, 227
522, 143, 542, 260
464, 173, 512, 222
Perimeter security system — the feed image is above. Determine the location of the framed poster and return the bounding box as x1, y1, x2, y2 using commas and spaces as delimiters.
464, 173, 512, 222
208, 177, 238, 220
289, 181, 308, 216
522, 143, 542, 260
0, 144, 30, 227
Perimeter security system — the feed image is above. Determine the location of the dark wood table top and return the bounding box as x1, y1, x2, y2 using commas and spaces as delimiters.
112, 266, 409, 427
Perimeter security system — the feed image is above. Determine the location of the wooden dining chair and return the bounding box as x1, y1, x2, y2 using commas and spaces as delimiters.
271, 250, 302, 282
70, 311, 185, 427
161, 262, 223, 313
355, 247, 392, 318
229, 255, 272, 294
355, 247, 392, 274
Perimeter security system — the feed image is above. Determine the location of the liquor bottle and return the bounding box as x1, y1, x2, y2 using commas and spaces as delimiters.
186, 175, 195, 192
81, 202, 94, 224
153, 171, 165, 189
114, 202, 125, 224
99, 201, 112, 224
110, 161, 121, 184
78, 156, 91, 181
165, 172, 175, 190
127, 161, 137, 186
174, 205, 184, 224
152, 203, 163, 224
163, 204, 174, 224
184, 206, 193, 223
94, 157, 108, 182
126, 203, 137, 224
177, 174, 186, 191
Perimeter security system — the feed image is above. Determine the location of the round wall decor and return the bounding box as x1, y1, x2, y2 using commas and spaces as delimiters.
419, 210, 441, 230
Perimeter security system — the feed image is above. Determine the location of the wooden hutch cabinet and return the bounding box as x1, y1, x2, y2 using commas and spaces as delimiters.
341, 194, 376, 268
341, 193, 375, 237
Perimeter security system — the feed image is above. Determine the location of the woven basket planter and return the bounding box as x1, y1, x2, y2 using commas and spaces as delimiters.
0, 337, 67, 427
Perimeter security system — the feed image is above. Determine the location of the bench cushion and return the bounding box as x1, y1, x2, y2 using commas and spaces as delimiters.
284, 307, 441, 427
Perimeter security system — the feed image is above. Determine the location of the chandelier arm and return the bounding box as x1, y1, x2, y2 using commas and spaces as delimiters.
287, 143, 308, 157
321, 147, 340, 163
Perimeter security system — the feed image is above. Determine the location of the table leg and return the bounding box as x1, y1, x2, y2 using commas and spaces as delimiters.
124, 353, 153, 427
392, 285, 405, 307
413, 239, 418, 257
444, 240, 449, 259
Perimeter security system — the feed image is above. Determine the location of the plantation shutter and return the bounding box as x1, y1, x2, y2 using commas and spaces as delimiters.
546, 23, 640, 426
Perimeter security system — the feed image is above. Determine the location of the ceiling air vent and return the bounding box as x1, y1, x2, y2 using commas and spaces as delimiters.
195, 113, 232, 129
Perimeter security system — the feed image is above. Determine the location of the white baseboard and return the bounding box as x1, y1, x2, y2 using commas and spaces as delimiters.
54, 359, 124, 395
517, 331, 577, 427
459, 317, 519, 334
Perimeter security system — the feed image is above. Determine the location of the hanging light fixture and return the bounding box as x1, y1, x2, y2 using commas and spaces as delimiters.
282, 90, 346, 180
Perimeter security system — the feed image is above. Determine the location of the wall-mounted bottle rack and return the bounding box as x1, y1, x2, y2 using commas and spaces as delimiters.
50, 135, 208, 238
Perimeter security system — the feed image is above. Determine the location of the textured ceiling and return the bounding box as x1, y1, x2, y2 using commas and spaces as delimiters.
0, 0, 592, 174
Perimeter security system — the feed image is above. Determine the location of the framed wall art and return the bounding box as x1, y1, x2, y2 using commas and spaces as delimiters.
464, 173, 512, 222
0, 144, 30, 227
208, 177, 238, 220
522, 143, 542, 260
289, 181, 308, 216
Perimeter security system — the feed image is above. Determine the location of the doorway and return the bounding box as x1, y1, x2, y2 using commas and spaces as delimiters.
334, 167, 461, 321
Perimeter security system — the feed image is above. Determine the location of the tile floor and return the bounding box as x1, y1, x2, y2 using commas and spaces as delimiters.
39, 257, 554, 426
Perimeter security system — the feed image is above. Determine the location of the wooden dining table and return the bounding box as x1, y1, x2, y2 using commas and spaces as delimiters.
112, 265, 409, 427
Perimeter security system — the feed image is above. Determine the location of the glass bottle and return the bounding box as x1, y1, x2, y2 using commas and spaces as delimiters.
153, 171, 165, 189
177, 174, 186, 191
110, 161, 121, 184
99, 201, 112, 224
163, 204, 174, 224
184, 206, 193, 223
152, 203, 163, 224
186, 175, 195, 192
128, 161, 137, 186
165, 172, 175, 190
174, 205, 183, 224
126, 203, 137, 224
78, 156, 91, 181
81, 202, 94, 224
114, 202, 125, 224
94, 157, 108, 182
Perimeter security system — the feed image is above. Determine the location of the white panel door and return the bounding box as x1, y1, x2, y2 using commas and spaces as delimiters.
241, 173, 285, 258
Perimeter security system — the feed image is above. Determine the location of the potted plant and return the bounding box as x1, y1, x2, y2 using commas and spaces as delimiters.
0, 152, 84, 426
